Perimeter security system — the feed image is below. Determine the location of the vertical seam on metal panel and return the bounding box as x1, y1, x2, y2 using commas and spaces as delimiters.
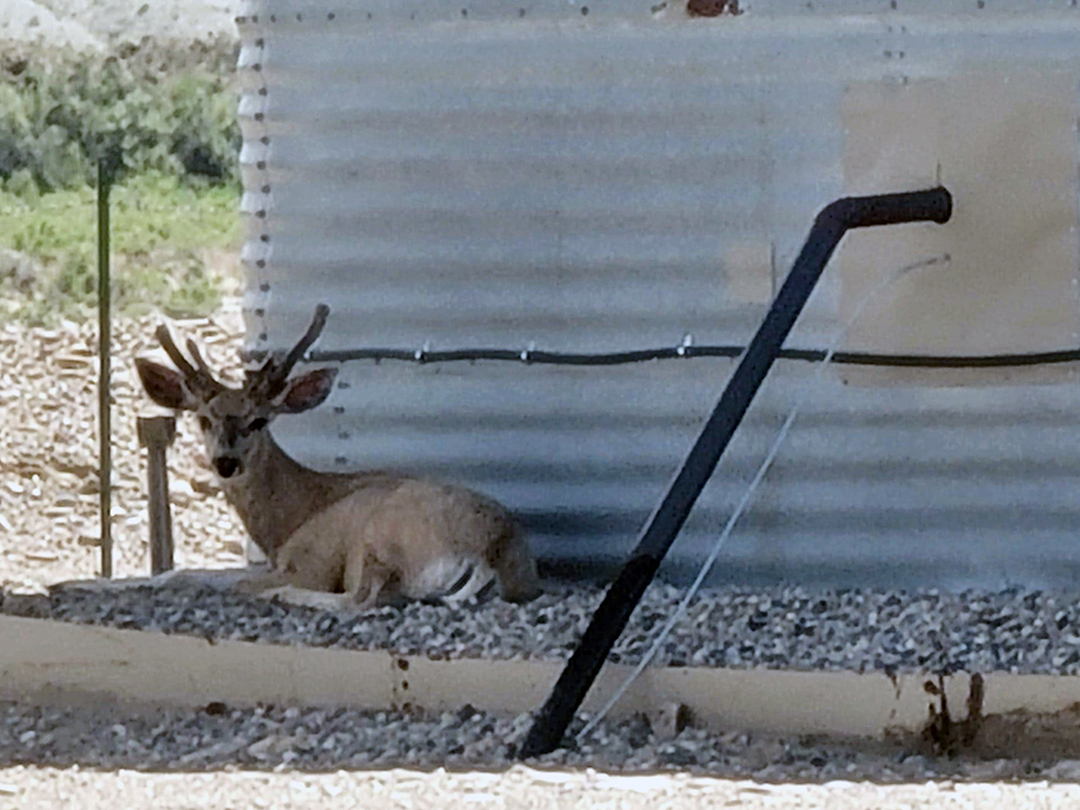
238, 0, 272, 359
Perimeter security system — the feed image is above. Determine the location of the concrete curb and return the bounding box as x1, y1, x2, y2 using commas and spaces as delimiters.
6, 614, 1080, 743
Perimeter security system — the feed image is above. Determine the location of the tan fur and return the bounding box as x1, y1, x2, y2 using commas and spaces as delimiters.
136, 307, 541, 609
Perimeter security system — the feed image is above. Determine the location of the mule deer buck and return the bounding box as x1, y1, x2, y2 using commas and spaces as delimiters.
134, 304, 541, 609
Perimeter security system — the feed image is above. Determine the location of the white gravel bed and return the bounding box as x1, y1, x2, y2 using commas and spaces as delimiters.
5, 766, 1078, 810
0, 699, 1054, 782
7, 580, 1080, 676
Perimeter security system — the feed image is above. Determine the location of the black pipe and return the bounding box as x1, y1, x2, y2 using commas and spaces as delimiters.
518, 186, 952, 759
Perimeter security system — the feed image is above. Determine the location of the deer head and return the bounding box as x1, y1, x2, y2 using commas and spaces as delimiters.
135, 304, 337, 480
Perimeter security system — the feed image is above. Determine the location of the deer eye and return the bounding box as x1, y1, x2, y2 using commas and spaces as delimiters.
247, 417, 269, 432
198, 416, 211, 431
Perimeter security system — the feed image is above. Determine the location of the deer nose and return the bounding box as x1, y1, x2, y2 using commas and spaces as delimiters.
214, 457, 242, 478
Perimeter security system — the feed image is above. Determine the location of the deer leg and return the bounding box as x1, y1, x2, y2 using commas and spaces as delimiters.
345, 551, 395, 611
233, 567, 291, 595
259, 586, 355, 612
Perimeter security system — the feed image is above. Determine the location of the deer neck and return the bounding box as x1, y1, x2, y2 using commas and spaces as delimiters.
219, 430, 360, 560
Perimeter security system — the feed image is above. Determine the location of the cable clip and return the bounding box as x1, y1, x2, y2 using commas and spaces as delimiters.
676, 333, 694, 357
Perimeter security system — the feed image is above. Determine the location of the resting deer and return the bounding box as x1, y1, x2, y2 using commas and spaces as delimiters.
134, 304, 541, 609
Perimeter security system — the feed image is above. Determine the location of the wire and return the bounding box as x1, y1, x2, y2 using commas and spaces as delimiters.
242, 284, 1078, 370
576, 252, 952, 740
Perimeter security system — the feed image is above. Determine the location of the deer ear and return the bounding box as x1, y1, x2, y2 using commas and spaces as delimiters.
135, 358, 199, 410
274, 368, 338, 414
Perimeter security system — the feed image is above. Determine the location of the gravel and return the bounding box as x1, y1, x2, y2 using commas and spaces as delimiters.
0, 0, 238, 54
0, 699, 1047, 781
0, 301, 249, 595
6, 767, 1078, 810
5, 579, 1080, 677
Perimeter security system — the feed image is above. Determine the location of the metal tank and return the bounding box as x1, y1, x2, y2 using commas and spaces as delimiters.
235, 0, 1080, 588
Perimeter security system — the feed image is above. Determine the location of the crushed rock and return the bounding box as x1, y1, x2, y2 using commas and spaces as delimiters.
7, 579, 1080, 677
0, 700, 1053, 781
0, 299, 249, 594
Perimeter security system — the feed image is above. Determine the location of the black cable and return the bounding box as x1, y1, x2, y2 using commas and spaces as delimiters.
240, 345, 1080, 370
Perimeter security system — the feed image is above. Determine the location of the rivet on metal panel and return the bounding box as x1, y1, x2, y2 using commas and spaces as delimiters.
461, 9, 468, 18
256, 260, 266, 270
252, 63, 262, 72
259, 234, 270, 243
337, 381, 351, 390
976, 0, 984, 7
328, 12, 335, 20
261, 184, 271, 194
651, 2, 668, 13
259, 282, 269, 292
260, 136, 270, 145
250, 14, 258, 23
890, 0, 897, 8
269, 14, 276, 22
255, 210, 266, 219
235, 15, 247, 24
255, 37, 264, 47
258, 87, 268, 96
333, 406, 345, 414
258, 332, 268, 342
296, 13, 303, 21
338, 431, 350, 440
581, 5, 589, 14
254, 113, 264, 122
254, 308, 265, 317
335, 456, 348, 466
257, 161, 267, 170
519, 8, 526, 16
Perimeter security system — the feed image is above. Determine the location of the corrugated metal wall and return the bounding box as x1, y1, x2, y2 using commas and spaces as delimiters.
235, 0, 1080, 589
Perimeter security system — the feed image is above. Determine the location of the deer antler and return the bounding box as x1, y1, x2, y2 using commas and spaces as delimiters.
154, 324, 225, 396
155, 325, 197, 378
251, 304, 331, 396
186, 338, 214, 377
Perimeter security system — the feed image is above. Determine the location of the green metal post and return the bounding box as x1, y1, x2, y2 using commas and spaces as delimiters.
98, 160, 113, 578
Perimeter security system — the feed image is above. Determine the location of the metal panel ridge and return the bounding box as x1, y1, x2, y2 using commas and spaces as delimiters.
236, 0, 1080, 589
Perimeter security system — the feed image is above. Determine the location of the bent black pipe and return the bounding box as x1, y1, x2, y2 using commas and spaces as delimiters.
518, 186, 953, 759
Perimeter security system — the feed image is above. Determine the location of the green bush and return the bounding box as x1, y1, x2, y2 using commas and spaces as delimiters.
0, 49, 240, 193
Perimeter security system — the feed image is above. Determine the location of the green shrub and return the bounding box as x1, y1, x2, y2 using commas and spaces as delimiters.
0, 48, 240, 192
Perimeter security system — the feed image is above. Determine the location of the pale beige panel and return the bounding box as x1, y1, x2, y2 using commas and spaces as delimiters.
838, 74, 1080, 373
723, 240, 774, 305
